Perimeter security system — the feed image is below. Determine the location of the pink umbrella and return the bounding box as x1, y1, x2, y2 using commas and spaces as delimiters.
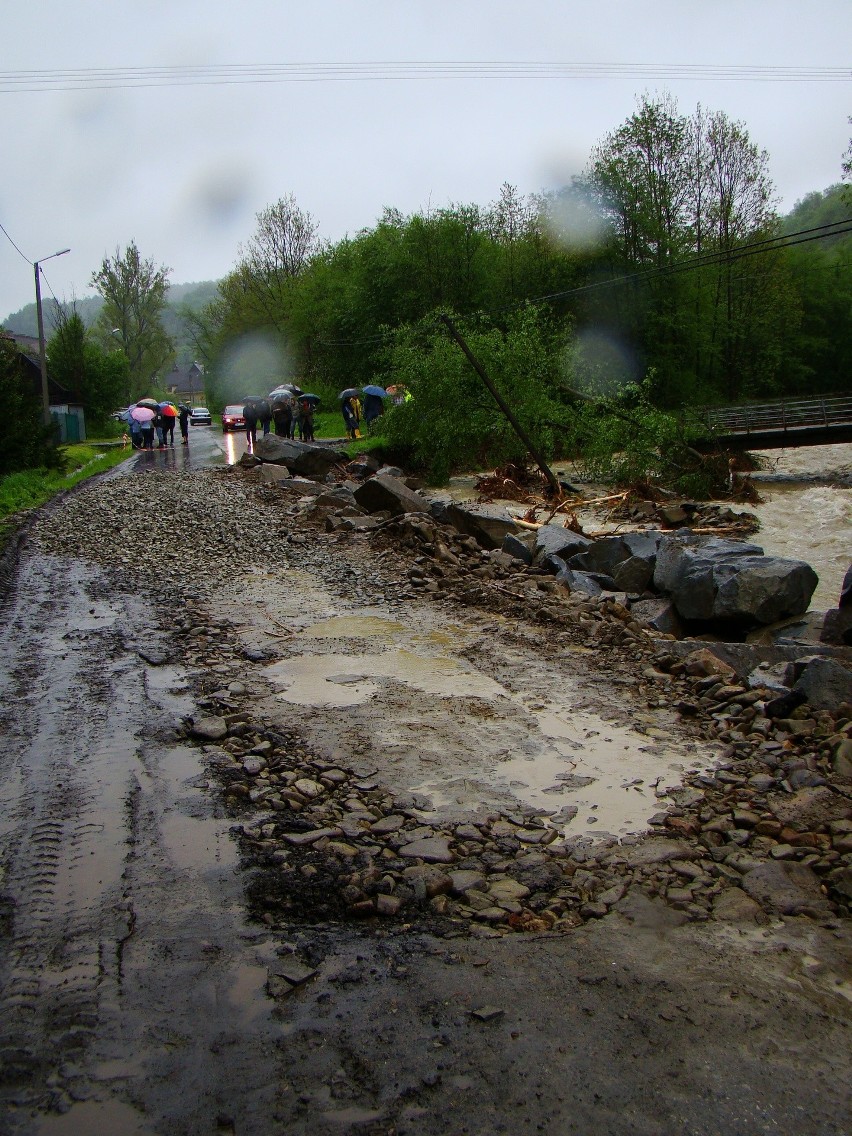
130, 406, 156, 423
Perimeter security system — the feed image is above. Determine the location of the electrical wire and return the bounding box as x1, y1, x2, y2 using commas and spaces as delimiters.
0, 60, 849, 95
313, 218, 852, 346
0, 220, 32, 264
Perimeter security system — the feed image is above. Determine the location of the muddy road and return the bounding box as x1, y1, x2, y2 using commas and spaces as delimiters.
0, 432, 850, 1135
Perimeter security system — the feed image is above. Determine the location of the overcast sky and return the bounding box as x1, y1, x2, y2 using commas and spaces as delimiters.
2, 0, 850, 321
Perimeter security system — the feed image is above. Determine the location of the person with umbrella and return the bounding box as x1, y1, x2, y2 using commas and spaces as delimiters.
178, 404, 191, 444
243, 398, 259, 448
362, 385, 386, 427
257, 398, 272, 437
159, 402, 177, 447
297, 394, 320, 442
130, 405, 157, 450
339, 388, 361, 439
271, 395, 292, 438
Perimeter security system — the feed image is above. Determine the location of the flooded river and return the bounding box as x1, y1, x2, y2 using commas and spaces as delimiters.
747, 443, 852, 611
446, 442, 852, 613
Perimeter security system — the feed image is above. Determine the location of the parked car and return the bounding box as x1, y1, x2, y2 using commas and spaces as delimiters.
221, 404, 246, 432
190, 406, 212, 425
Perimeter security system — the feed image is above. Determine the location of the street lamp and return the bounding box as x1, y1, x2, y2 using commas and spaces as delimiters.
34, 248, 71, 427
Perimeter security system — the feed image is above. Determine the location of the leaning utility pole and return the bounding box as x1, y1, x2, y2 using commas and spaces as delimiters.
439, 313, 560, 495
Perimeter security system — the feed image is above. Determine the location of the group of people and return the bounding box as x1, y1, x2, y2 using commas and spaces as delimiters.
130, 405, 191, 450
243, 396, 315, 447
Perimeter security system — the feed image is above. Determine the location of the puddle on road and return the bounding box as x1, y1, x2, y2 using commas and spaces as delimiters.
498, 708, 702, 839
241, 584, 716, 842
265, 647, 505, 708
409, 705, 699, 840
35, 1098, 154, 1135
302, 614, 408, 640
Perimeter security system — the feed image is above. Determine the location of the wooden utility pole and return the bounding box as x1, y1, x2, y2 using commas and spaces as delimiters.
439, 314, 560, 495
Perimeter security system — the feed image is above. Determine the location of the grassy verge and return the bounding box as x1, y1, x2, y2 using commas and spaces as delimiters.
0, 444, 132, 549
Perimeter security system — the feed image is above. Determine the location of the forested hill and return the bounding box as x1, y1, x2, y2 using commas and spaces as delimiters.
2, 280, 220, 361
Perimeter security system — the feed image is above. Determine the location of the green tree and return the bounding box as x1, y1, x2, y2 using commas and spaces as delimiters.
48, 308, 128, 424
90, 241, 173, 399
380, 306, 572, 483
0, 337, 62, 474
585, 93, 794, 404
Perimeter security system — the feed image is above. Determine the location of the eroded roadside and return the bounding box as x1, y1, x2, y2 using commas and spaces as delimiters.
0, 463, 849, 1136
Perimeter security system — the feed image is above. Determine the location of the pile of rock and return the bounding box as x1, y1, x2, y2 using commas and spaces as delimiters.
176, 595, 851, 934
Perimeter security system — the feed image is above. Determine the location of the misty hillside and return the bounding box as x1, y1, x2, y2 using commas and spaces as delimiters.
2, 280, 220, 362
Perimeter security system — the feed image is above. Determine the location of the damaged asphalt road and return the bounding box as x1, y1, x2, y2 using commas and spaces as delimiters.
0, 446, 850, 1136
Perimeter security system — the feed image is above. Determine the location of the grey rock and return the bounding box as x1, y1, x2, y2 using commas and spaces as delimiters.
444, 503, 521, 549
353, 474, 428, 517
258, 463, 294, 485
190, 716, 228, 741
449, 870, 487, 894
553, 565, 605, 597
630, 597, 683, 637
613, 555, 655, 593
583, 531, 661, 576
712, 888, 764, 923
654, 532, 817, 625
767, 786, 850, 830
399, 836, 455, 863
820, 606, 852, 646
138, 646, 169, 665
741, 861, 834, 917
502, 532, 535, 564
534, 525, 594, 562
254, 435, 347, 476
792, 656, 852, 711
625, 839, 695, 868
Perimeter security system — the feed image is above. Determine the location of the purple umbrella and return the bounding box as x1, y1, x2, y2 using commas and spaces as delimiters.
130, 406, 156, 423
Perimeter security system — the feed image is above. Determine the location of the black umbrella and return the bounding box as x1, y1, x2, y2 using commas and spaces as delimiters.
299, 393, 321, 405
339, 387, 361, 400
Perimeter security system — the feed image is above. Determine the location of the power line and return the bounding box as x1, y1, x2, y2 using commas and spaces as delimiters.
0, 60, 849, 94
314, 218, 852, 345
0, 220, 32, 264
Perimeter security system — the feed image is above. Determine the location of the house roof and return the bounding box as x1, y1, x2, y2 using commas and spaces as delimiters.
2, 331, 71, 402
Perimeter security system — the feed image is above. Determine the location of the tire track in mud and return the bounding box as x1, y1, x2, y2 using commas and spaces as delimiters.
0, 547, 289, 1133
0, 555, 146, 1117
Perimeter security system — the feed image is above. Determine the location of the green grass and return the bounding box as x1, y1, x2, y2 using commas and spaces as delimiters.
0, 443, 132, 543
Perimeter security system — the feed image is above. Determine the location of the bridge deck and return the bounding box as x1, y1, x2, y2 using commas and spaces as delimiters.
699, 395, 852, 450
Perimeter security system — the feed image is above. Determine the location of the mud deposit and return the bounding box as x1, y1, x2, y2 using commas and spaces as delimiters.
0, 446, 849, 1136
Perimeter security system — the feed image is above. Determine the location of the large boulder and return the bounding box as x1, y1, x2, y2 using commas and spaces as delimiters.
443, 503, 521, 549
534, 525, 594, 562
653, 532, 818, 625
630, 597, 683, 637
580, 531, 661, 576
792, 657, 852, 711
254, 436, 347, 477
353, 473, 429, 516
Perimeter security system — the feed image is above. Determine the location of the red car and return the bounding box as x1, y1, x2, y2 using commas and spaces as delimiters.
221, 404, 246, 432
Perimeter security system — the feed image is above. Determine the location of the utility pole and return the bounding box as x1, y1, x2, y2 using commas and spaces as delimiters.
439, 313, 561, 495
34, 248, 71, 427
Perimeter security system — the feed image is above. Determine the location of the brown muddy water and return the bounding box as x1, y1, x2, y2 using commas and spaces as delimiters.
214, 573, 714, 845
445, 442, 852, 612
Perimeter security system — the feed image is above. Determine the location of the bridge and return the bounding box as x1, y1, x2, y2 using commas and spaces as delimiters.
697, 394, 852, 450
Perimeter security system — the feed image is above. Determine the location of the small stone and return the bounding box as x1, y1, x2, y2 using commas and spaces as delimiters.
370, 815, 406, 835
282, 827, 342, 846
400, 837, 455, 863
470, 1006, 504, 1022
376, 894, 403, 916
190, 716, 228, 741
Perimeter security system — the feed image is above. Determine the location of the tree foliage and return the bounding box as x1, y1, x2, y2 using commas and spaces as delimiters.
90, 241, 173, 399
48, 308, 128, 424
0, 338, 62, 475
193, 97, 848, 486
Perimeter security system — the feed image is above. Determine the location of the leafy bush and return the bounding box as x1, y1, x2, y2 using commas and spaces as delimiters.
378, 306, 574, 483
